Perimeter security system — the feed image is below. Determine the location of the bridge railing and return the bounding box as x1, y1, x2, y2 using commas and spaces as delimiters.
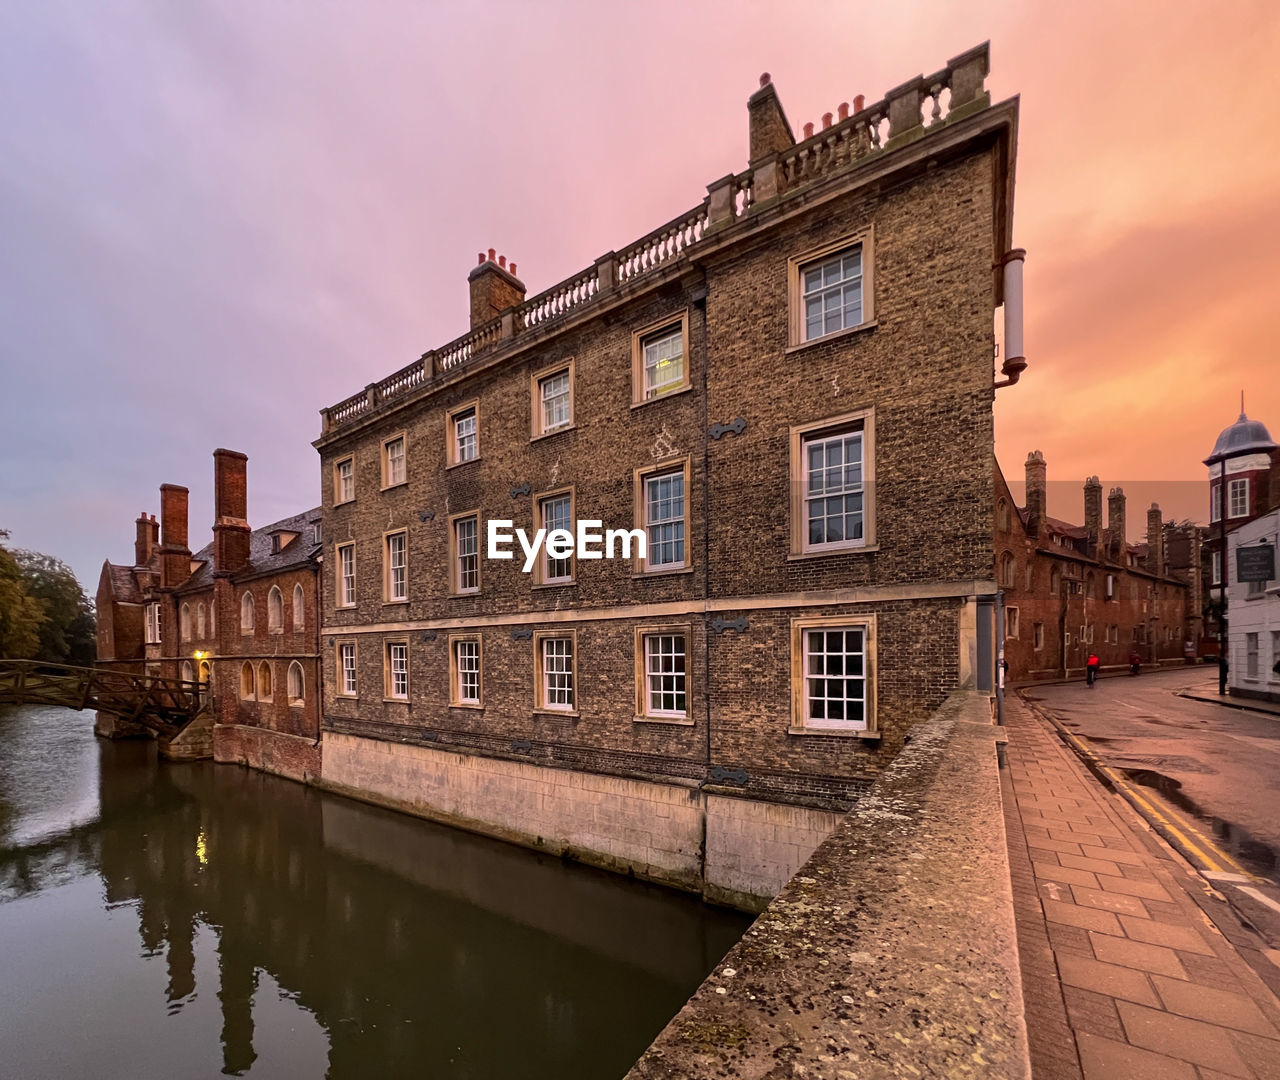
0, 660, 207, 730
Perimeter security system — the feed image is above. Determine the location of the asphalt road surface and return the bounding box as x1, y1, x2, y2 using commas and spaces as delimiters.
1022, 666, 1280, 946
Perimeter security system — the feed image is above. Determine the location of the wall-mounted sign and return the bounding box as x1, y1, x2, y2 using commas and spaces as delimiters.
1237, 543, 1275, 583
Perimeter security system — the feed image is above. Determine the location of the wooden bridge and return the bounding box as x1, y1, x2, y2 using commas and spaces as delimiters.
0, 660, 206, 737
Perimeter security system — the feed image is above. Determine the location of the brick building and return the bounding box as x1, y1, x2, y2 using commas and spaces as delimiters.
310, 44, 1021, 903
995, 452, 1190, 680
96, 450, 323, 777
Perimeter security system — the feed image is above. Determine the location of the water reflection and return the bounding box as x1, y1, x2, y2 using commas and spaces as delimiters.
0, 706, 749, 1079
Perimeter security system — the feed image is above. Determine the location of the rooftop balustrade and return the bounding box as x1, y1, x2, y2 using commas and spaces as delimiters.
319, 43, 991, 436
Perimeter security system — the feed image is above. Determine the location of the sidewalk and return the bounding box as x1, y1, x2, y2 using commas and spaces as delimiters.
1002, 695, 1280, 1079
1176, 680, 1280, 718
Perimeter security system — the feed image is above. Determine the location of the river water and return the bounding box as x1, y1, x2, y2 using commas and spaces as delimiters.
0, 706, 749, 1079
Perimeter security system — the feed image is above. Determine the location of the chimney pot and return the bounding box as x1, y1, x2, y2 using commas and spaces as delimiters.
854, 94, 865, 112
803, 121, 814, 138
498, 255, 506, 269
838, 102, 849, 120
509, 262, 517, 276
477, 252, 485, 265
488, 247, 496, 262
822, 112, 833, 129
759, 72, 771, 88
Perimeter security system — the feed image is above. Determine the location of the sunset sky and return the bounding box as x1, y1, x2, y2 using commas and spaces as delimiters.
2, 1, 1278, 587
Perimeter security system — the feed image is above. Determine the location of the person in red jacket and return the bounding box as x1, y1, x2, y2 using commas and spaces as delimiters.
1086, 652, 1101, 687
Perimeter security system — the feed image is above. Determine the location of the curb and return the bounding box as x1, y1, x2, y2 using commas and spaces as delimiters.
1176, 690, 1280, 719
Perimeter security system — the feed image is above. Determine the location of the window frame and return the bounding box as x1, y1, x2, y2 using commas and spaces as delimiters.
448, 633, 484, 709
380, 432, 408, 491
1005, 606, 1020, 640
287, 660, 305, 707
257, 660, 273, 702
533, 629, 577, 715
1227, 477, 1250, 519
336, 543, 357, 608
333, 455, 356, 505
530, 359, 576, 440
631, 311, 691, 406
1033, 622, 1045, 651
533, 487, 576, 587
267, 585, 284, 632
292, 583, 305, 630
447, 400, 481, 467
384, 639, 410, 701
787, 227, 876, 349
145, 602, 163, 645
789, 614, 878, 738
336, 641, 358, 698
633, 624, 693, 724
633, 457, 693, 576
240, 591, 255, 634
384, 529, 409, 604
788, 408, 877, 557
240, 661, 255, 701
448, 512, 482, 595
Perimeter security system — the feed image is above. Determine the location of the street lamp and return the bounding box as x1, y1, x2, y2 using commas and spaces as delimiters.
1203, 409, 1278, 696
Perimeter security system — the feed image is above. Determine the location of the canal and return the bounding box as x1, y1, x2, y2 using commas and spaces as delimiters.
0, 706, 750, 1079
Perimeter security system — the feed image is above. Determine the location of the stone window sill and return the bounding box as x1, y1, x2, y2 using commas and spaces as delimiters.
785, 319, 878, 356
788, 726, 881, 740
634, 714, 694, 727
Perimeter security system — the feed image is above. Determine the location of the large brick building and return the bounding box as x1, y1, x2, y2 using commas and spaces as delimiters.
994, 452, 1190, 680
309, 44, 1021, 903
96, 450, 323, 777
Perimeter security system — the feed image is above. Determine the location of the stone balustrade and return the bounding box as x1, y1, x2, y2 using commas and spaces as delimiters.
319, 42, 991, 436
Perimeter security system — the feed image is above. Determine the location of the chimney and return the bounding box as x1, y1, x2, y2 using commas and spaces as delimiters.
1025, 450, 1047, 537
747, 72, 796, 163
1084, 476, 1103, 552
1107, 487, 1127, 562
134, 512, 158, 566
1146, 504, 1164, 577
468, 251, 526, 330
213, 449, 251, 576
159, 483, 191, 588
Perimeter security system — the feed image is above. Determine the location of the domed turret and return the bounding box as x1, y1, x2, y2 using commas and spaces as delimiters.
1204, 412, 1277, 466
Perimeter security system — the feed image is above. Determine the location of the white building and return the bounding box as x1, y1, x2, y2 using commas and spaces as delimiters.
1227, 508, 1280, 703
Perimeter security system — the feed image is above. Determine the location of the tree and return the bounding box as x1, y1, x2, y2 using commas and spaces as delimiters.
13, 549, 96, 665
0, 529, 45, 660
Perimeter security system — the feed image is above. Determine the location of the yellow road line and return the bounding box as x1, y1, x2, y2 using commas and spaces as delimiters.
1061, 729, 1255, 879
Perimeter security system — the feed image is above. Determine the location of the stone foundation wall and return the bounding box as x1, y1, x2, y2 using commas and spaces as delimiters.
214, 723, 322, 783
319, 731, 839, 907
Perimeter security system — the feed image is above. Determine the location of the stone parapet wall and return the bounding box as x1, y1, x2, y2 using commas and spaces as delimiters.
627, 691, 1029, 1079
213, 723, 322, 783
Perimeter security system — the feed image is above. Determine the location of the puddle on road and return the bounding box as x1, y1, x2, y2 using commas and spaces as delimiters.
1120, 768, 1279, 879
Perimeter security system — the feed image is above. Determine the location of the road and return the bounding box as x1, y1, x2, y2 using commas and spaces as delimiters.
1021, 666, 1280, 946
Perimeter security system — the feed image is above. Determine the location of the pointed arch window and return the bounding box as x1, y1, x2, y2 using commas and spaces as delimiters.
292, 584, 305, 630
241, 592, 255, 633
287, 661, 305, 706
258, 661, 273, 701
268, 586, 283, 632
196, 602, 205, 638
240, 662, 255, 700
180, 603, 192, 638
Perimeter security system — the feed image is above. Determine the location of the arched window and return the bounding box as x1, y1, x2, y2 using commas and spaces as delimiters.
1050, 565, 1061, 595
997, 498, 1011, 533
287, 661, 304, 706
240, 662, 255, 700
1024, 563, 1034, 591
209, 601, 215, 636
180, 603, 191, 638
258, 661, 273, 701
1086, 571, 1096, 599
999, 551, 1016, 588
292, 583, 305, 630
241, 591, 255, 632
268, 586, 283, 631
181, 660, 194, 683
198, 660, 211, 685
196, 602, 205, 638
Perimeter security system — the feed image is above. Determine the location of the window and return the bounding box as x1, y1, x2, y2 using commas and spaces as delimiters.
1033, 622, 1044, 651
337, 544, 356, 607
145, 603, 162, 645
385, 531, 408, 602
451, 515, 480, 594
334, 457, 355, 504
999, 552, 1016, 588
338, 643, 357, 696
534, 631, 575, 712
1272, 632, 1280, 681
1245, 633, 1259, 679
790, 616, 875, 733
637, 630, 688, 720
258, 661, 273, 701
788, 231, 874, 347
1105, 574, 1115, 601
240, 662, 255, 700
209, 602, 215, 636
268, 586, 283, 631
1005, 607, 1019, 640
642, 468, 686, 570
292, 583, 305, 629
790, 411, 875, 555
632, 314, 689, 404
382, 434, 407, 488
448, 403, 479, 465
386, 642, 409, 700
1210, 481, 1222, 523
287, 661, 304, 706
196, 601, 205, 638
240, 592, 254, 633
450, 636, 482, 707
531, 362, 574, 437
198, 660, 211, 686
313, 523, 322, 544
181, 660, 194, 684
537, 492, 574, 584
1211, 550, 1222, 586
1024, 564, 1034, 591
1050, 565, 1061, 595
1247, 577, 1267, 597
270, 534, 284, 554
1228, 477, 1249, 519
180, 603, 191, 638
996, 499, 1011, 533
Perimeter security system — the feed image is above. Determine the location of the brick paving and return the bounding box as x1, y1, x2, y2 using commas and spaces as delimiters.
1002, 695, 1280, 1079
